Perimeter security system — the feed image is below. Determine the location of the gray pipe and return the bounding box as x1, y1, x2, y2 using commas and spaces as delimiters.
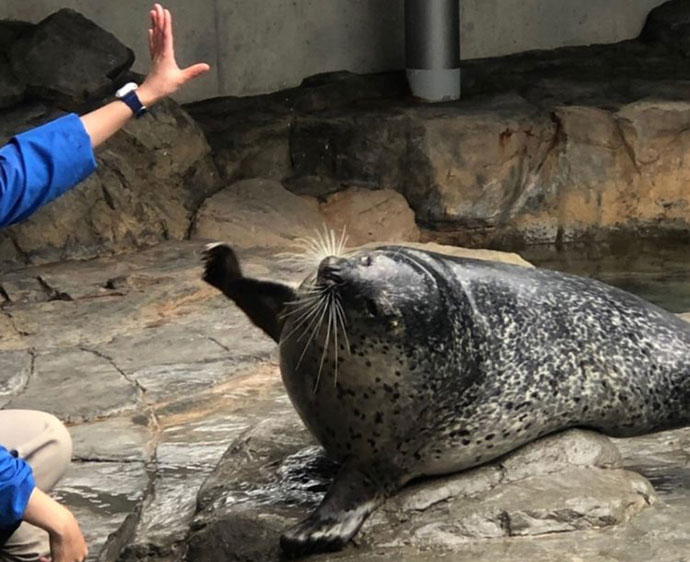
405, 0, 460, 102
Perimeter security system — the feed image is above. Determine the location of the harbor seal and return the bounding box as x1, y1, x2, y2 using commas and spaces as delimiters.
202, 242, 690, 557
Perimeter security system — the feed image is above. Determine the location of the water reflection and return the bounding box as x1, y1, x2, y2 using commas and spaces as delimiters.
520, 240, 690, 313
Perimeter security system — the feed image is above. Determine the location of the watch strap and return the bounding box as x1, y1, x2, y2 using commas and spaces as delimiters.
119, 90, 148, 118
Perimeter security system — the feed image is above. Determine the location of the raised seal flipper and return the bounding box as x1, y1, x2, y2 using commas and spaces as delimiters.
202, 243, 296, 343
280, 462, 388, 558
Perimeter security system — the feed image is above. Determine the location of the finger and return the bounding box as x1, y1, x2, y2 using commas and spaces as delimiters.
164, 8, 174, 55
155, 4, 165, 48
182, 63, 211, 81
148, 28, 154, 58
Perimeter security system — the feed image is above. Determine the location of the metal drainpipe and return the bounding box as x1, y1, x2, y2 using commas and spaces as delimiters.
405, 0, 460, 102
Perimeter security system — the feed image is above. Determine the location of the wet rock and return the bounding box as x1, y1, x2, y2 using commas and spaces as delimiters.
7, 348, 140, 423
69, 416, 155, 463
0, 349, 32, 406
319, 188, 420, 246
189, 409, 655, 562
53, 460, 149, 561
640, 0, 690, 56
9, 9, 133, 108
190, 178, 326, 250
114, 369, 286, 560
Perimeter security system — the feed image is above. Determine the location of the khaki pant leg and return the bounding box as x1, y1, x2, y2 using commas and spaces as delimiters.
0, 410, 73, 562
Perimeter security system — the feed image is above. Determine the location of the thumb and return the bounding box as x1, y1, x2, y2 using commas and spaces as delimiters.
182, 63, 210, 82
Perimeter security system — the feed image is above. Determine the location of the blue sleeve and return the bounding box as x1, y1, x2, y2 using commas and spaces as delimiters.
0, 446, 35, 529
0, 113, 97, 228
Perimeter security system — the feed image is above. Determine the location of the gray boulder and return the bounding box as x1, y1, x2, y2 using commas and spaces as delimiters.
188, 408, 655, 561
9, 9, 134, 109
641, 0, 690, 56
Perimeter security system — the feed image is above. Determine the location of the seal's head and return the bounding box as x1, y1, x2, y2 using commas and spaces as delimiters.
287, 248, 458, 347
280, 247, 469, 406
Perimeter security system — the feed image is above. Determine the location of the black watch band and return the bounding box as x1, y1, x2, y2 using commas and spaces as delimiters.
115, 83, 148, 118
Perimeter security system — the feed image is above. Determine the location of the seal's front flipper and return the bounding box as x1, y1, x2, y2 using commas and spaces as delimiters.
280, 463, 386, 558
202, 243, 296, 343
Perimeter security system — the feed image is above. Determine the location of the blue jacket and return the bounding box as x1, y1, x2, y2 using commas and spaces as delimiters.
0, 113, 96, 228
0, 447, 35, 536
0, 114, 95, 533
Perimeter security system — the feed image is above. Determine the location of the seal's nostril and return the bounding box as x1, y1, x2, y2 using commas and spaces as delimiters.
318, 256, 346, 284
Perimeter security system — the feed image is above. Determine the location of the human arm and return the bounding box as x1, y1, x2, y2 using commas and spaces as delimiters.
22, 488, 87, 562
0, 3, 209, 228
0, 114, 96, 228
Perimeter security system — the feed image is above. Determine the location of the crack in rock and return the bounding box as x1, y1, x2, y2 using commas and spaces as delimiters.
1, 309, 29, 336
37, 275, 73, 301
79, 346, 147, 397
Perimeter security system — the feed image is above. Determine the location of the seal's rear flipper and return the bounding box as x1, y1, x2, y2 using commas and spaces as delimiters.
280, 463, 386, 558
202, 243, 297, 343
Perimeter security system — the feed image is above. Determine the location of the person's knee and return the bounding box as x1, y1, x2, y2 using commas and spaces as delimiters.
27, 411, 73, 490
42, 412, 72, 478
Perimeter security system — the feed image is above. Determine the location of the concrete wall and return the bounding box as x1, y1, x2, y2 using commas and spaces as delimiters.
2, 0, 667, 102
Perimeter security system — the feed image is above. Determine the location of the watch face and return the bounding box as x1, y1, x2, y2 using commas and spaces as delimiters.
116, 82, 138, 98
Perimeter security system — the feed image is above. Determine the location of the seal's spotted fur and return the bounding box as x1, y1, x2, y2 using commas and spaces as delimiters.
203, 244, 690, 557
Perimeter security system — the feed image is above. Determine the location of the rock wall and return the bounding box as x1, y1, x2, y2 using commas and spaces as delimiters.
3, 2, 690, 270
186, 2, 690, 249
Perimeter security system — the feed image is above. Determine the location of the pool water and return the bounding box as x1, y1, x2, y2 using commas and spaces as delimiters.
520, 240, 690, 314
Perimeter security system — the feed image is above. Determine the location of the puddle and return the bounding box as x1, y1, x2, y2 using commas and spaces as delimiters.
520, 240, 690, 313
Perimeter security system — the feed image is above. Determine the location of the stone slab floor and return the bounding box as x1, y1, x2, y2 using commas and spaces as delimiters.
0, 241, 689, 561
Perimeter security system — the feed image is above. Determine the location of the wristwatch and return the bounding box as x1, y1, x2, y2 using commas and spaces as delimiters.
115, 82, 148, 118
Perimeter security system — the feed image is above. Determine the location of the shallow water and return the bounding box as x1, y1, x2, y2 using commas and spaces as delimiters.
520, 240, 690, 313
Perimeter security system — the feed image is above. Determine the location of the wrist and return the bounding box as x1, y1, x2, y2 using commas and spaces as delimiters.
136, 83, 162, 108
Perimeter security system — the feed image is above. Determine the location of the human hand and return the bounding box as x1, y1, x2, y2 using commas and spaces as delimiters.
137, 3, 211, 107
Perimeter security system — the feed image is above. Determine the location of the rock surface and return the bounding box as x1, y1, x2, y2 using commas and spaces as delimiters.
189, 412, 656, 562
9, 9, 133, 109
1, 239, 688, 562
0, 239, 547, 562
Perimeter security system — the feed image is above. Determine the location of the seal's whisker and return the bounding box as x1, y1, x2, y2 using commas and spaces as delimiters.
284, 296, 327, 345
334, 296, 351, 357
336, 226, 349, 256
296, 295, 329, 370
282, 292, 325, 312
314, 292, 335, 393
314, 227, 329, 259
280, 302, 321, 334
280, 292, 327, 322
331, 293, 339, 389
